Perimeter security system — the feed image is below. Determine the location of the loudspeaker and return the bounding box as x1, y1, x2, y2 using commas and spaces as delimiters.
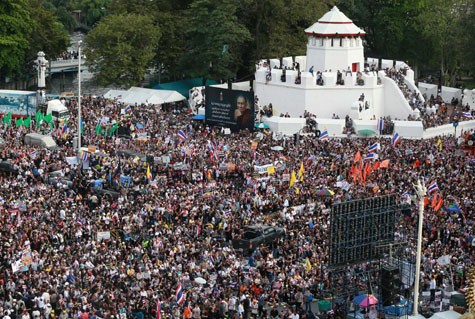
381, 265, 400, 306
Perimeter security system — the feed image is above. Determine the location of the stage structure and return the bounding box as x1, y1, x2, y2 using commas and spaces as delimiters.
322, 195, 411, 314
329, 194, 398, 266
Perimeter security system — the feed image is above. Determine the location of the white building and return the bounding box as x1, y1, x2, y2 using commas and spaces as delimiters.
254, 6, 422, 133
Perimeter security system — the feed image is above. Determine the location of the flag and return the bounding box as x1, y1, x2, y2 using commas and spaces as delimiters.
95, 122, 103, 135
15, 118, 24, 127
427, 180, 439, 194
401, 190, 410, 198
363, 153, 378, 161
353, 151, 362, 163
377, 118, 384, 133
463, 112, 472, 118
43, 113, 53, 124
146, 164, 152, 181
124, 104, 132, 114
437, 255, 451, 266
289, 170, 297, 188
392, 132, 401, 147
367, 142, 380, 153
23, 116, 31, 128
177, 130, 187, 140
82, 151, 89, 162
155, 299, 161, 319
3, 112, 12, 126
436, 138, 443, 152
319, 129, 329, 140
30, 150, 38, 159
373, 160, 380, 170
297, 162, 305, 181
61, 123, 68, 135
110, 123, 119, 136
306, 258, 312, 272
176, 283, 185, 306
380, 159, 390, 168
209, 256, 215, 265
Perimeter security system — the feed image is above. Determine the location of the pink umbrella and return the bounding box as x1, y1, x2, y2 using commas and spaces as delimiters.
358, 294, 379, 307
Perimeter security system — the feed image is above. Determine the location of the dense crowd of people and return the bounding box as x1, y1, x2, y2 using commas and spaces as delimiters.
0, 96, 474, 319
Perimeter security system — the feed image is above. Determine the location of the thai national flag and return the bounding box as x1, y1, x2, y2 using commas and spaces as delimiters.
463, 112, 472, 118
177, 130, 187, 140
175, 283, 185, 306
427, 180, 439, 194
155, 299, 161, 319
364, 153, 377, 161
319, 130, 329, 140
61, 124, 69, 134
392, 132, 401, 147
367, 142, 380, 153
401, 191, 411, 198
30, 150, 38, 159
208, 256, 215, 265
377, 118, 385, 133
82, 151, 89, 162
124, 104, 132, 113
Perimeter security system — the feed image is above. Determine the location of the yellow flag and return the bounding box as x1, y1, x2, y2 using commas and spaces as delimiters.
436, 138, 443, 151
267, 166, 275, 175
146, 164, 152, 180
306, 258, 312, 272
295, 187, 300, 195
289, 170, 297, 188
297, 162, 305, 181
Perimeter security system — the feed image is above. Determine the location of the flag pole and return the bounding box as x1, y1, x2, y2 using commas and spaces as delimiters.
413, 179, 427, 315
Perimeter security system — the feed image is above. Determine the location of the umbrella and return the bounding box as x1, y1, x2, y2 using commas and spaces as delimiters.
353, 294, 379, 307
194, 277, 206, 285
316, 189, 334, 196
358, 129, 377, 136
271, 146, 284, 151
192, 114, 205, 120
255, 122, 269, 129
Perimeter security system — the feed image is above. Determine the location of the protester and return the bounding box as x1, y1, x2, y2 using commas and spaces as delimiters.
0, 95, 473, 319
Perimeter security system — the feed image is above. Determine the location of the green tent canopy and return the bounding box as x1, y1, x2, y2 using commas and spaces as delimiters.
153, 77, 217, 98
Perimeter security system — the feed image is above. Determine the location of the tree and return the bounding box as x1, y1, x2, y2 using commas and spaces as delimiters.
84, 14, 161, 88
79, 0, 110, 27
28, 0, 70, 62
0, 0, 33, 82
180, 0, 252, 81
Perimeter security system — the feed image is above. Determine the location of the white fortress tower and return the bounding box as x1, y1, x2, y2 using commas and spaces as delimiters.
305, 6, 365, 73
253, 6, 423, 136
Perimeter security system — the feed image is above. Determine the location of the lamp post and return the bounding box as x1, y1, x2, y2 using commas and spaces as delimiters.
413, 179, 427, 315
77, 41, 82, 156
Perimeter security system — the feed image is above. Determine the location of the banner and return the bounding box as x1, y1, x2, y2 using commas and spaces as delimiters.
205, 87, 254, 132
254, 164, 274, 174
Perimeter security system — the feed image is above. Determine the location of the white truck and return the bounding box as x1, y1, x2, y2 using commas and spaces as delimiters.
46, 99, 69, 121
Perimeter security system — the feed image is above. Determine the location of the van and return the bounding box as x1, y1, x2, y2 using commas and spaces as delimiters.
46, 99, 69, 121
24, 133, 58, 150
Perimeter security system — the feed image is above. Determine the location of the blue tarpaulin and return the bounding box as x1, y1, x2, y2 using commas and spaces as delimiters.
153, 77, 217, 98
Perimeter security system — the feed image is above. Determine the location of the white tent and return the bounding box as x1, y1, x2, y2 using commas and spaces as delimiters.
103, 87, 186, 105
430, 310, 462, 319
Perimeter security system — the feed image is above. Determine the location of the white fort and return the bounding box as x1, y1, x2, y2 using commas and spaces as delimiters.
254, 6, 425, 135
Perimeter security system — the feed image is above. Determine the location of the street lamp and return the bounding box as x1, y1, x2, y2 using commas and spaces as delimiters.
413, 179, 427, 315
77, 40, 82, 156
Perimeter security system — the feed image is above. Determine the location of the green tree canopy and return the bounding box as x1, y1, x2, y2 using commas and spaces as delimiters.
84, 13, 161, 88
0, 0, 33, 80
179, 0, 252, 81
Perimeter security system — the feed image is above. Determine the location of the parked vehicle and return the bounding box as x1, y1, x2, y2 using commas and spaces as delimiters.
0, 160, 19, 174
46, 99, 69, 121
24, 133, 57, 150
232, 224, 285, 255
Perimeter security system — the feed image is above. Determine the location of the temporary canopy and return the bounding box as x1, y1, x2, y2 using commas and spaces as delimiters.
153, 77, 217, 98
103, 87, 185, 105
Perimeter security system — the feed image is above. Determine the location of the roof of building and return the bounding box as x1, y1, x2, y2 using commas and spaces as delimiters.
304, 6, 366, 37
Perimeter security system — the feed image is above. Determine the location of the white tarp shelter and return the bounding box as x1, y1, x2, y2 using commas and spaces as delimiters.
430, 310, 462, 319
103, 87, 186, 105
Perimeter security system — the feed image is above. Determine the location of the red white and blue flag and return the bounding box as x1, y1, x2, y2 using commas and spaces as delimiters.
392, 132, 401, 147
367, 142, 380, 153
463, 112, 472, 118
177, 130, 187, 140
155, 299, 161, 319
377, 118, 385, 133
124, 104, 132, 114
319, 129, 329, 140
176, 283, 185, 306
364, 153, 378, 161
427, 180, 439, 194
82, 151, 89, 162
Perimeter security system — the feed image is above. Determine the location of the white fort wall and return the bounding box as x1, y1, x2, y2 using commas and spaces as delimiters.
255, 67, 414, 120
